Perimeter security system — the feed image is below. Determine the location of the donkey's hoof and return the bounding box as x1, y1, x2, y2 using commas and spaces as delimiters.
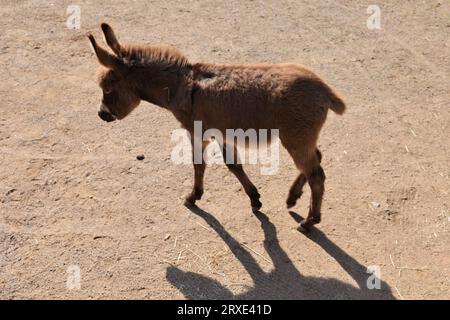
298, 219, 315, 231
299, 218, 320, 231
286, 191, 303, 209
297, 224, 310, 233
183, 198, 196, 207
286, 199, 297, 209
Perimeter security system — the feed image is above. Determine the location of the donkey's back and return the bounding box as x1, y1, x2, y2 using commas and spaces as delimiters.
191, 63, 345, 132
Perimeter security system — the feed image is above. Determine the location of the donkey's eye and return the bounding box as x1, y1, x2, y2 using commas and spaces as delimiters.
103, 87, 113, 95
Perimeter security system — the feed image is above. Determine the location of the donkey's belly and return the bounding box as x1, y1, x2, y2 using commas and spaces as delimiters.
203, 106, 279, 132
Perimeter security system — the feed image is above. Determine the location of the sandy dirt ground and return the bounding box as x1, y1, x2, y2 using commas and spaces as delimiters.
0, 0, 449, 299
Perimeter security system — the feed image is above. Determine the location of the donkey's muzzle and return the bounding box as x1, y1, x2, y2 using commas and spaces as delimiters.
98, 110, 116, 122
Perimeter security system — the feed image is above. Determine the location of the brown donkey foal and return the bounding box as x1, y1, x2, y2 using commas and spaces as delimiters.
88, 24, 345, 230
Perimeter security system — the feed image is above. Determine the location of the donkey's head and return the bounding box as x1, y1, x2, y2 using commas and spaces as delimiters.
88, 24, 140, 122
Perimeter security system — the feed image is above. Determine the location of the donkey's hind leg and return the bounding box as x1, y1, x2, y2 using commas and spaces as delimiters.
286, 173, 307, 208
288, 148, 325, 230
286, 149, 322, 208
301, 163, 326, 230
221, 143, 262, 213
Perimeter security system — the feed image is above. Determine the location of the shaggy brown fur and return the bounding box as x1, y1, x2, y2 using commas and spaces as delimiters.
88, 23, 346, 229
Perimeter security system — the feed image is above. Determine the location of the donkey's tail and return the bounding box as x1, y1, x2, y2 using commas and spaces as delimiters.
323, 82, 346, 115
328, 91, 346, 115
316, 79, 346, 115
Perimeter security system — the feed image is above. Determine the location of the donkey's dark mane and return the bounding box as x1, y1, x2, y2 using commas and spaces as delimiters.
120, 44, 191, 71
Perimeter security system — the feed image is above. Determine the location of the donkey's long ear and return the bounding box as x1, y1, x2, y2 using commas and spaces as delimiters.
88, 33, 123, 70
101, 23, 123, 56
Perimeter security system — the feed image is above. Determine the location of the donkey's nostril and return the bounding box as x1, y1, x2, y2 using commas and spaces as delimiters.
98, 110, 115, 122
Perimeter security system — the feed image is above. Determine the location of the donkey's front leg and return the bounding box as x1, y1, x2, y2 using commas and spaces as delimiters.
221, 143, 262, 213
184, 162, 205, 206
184, 140, 209, 207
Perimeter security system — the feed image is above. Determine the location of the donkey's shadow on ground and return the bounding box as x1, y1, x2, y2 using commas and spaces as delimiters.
166, 206, 395, 299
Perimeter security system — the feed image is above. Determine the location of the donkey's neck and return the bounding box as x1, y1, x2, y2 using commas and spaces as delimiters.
136, 66, 193, 111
